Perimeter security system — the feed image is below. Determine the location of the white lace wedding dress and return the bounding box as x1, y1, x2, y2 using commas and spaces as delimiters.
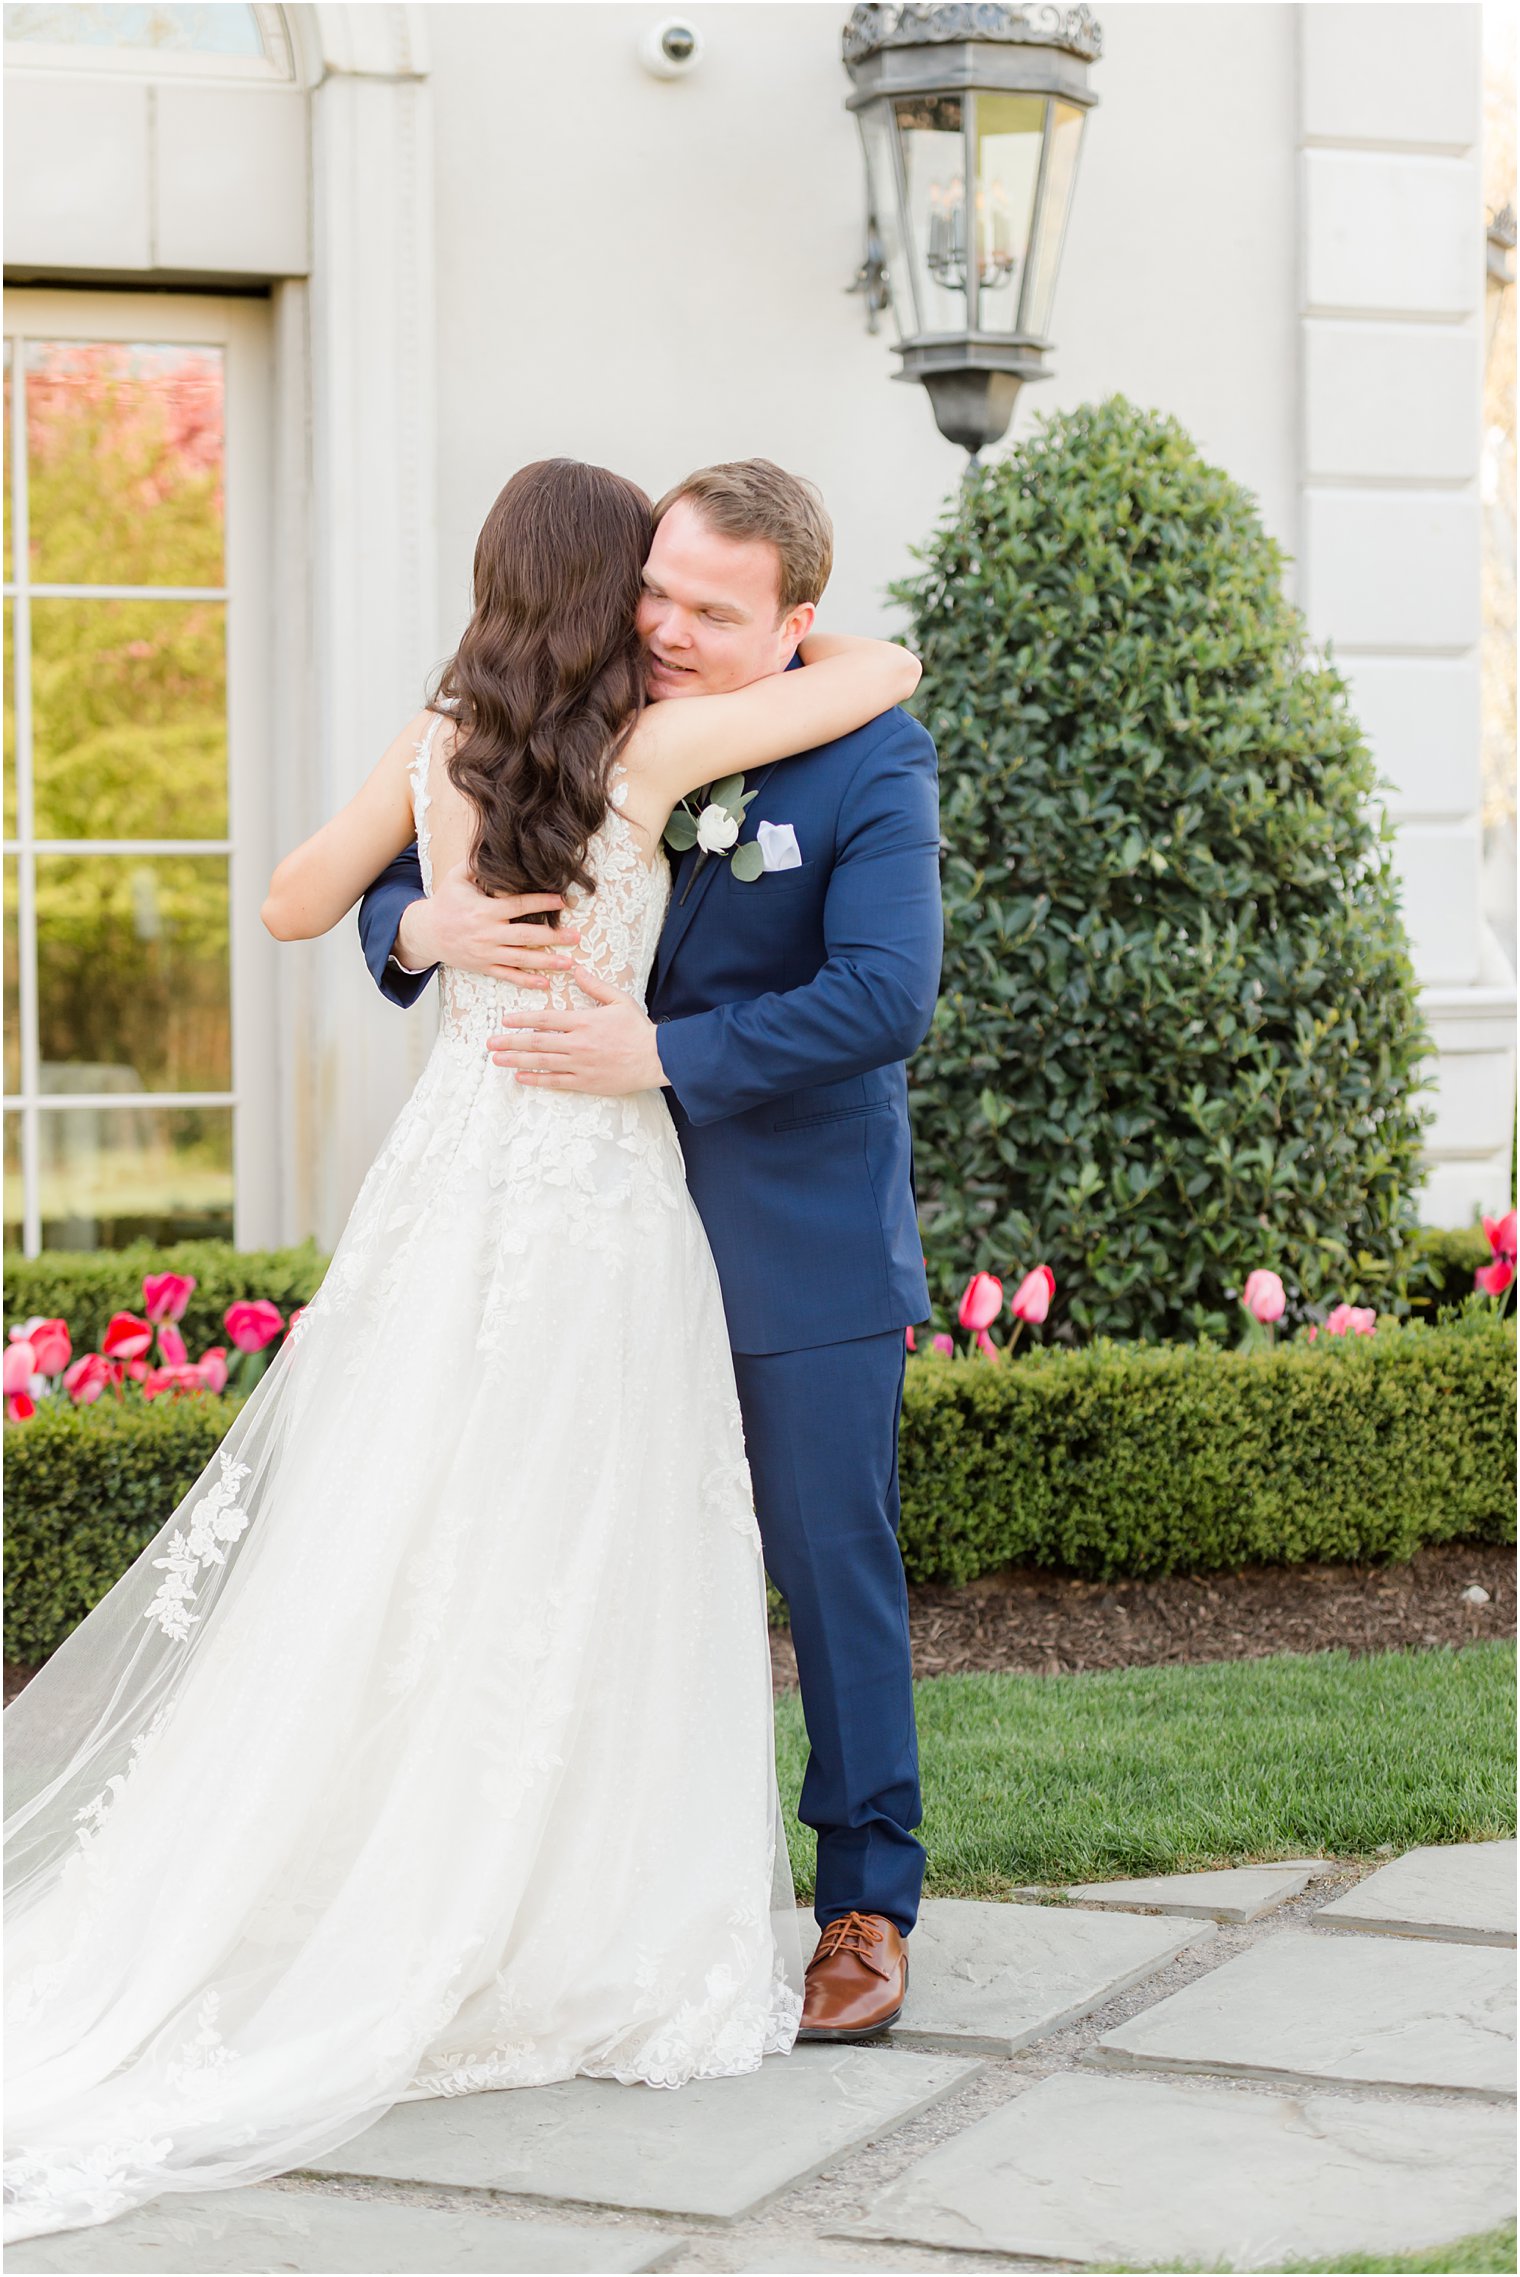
3, 716, 803, 2244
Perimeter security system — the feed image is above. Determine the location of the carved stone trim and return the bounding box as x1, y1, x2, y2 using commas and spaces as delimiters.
842, 3, 1103, 68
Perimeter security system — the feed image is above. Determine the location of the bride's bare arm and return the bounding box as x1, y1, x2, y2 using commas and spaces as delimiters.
262, 712, 426, 942
623, 634, 921, 814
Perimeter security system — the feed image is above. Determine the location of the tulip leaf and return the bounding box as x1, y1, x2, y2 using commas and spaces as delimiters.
729, 840, 764, 882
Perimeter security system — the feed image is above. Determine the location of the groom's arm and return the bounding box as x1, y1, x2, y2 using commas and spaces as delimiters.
358, 846, 435, 1010
655, 718, 943, 1125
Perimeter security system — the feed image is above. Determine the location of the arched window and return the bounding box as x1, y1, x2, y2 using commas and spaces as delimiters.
2, 4, 293, 79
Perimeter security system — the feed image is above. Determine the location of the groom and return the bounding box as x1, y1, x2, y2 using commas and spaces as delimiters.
358, 460, 942, 2039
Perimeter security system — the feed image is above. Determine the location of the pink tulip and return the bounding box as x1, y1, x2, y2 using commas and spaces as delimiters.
958, 1273, 1003, 1332
142, 1272, 196, 1324
103, 1311, 153, 1362
224, 1299, 284, 1353
1476, 1259, 1514, 1297
974, 1329, 1001, 1360
1010, 1266, 1055, 1325
905, 1326, 916, 1351
157, 1322, 189, 1368
3, 1338, 36, 1396
143, 1364, 205, 1401
196, 1346, 229, 1393
1483, 1210, 1517, 1268
1241, 1269, 1286, 1325
1324, 1303, 1376, 1337
13, 1316, 70, 1374
7, 1393, 35, 1422
931, 1333, 954, 1358
63, 1352, 111, 1406
124, 1359, 150, 1384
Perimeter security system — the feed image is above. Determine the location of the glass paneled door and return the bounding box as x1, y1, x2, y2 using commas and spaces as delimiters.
3, 291, 273, 1254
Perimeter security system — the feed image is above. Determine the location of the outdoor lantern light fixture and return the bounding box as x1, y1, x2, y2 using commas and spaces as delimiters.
843, 1, 1103, 457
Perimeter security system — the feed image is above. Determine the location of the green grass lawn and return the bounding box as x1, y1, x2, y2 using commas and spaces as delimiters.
773, 1640, 1517, 1897
1123, 2220, 1517, 2273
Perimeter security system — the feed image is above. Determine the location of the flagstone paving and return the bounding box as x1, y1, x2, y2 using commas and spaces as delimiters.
1064, 1860, 1331, 1921
16, 1845, 1516, 2273
832, 2071, 1518, 2270
4, 2190, 678, 2274
1316, 1838, 1517, 1946
303, 2043, 981, 2221
800, 1895, 1214, 2054
1090, 1926, 1516, 2099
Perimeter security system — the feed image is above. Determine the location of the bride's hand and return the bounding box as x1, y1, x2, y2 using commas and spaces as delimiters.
397, 860, 582, 982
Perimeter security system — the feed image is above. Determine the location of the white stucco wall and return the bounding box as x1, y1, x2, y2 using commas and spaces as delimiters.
426, 1, 1302, 645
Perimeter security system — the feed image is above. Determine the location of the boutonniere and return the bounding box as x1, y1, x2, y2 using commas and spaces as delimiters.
663, 772, 766, 900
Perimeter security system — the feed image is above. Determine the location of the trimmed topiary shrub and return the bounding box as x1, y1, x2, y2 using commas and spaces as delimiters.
9, 1312, 1511, 1662
5, 1392, 241, 1665
3, 1240, 327, 1357
1405, 1223, 1497, 1319
894, 393, 1434, 1343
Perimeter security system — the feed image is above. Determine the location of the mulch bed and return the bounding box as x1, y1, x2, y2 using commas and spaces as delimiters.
7, 1544, 1512, 1707
770, 1541, 1516, 1689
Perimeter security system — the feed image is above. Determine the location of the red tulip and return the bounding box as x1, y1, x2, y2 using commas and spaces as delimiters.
958, 1273, 1003, 1332
1476, 1259, 1515, 1296
196, 1347, 229, 1393
103, 1311, 153, 1362
1325, 1303, 1376, 1337
157, 1322, 189, 1368
6, 1393, 35, 1422
931, 1333, 954, 1358
1241, 1270, 1286, 1325
3, 1338, 37, 1397
905, 1326, 916, 1351
1010, 1267, 1055, 1325
124, 1359, 151, 1384
63, 1352, 111, 1405
224, 1299, 284, 1353
142, 1272, 196, 1324
1483, 1211, 1517, 1267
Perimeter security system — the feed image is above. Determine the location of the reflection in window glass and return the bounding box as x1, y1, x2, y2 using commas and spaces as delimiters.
4, 5, 263, 53
30, 597, 227, 839
36, 855, 230, 1095
37, 1102, 232, 1250
973, 94, 1045, 335
896, 95, 969, 338
25, 341, 224, 588
3, 601, 14, 839
1023, 100, 1086, 340
3, 856, 18, 1093
3, 1111, 20, 1248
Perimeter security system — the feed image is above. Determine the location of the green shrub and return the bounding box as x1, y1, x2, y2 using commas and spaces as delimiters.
893, 1305, 1515, 1585
5, 1393, 243, 1664
1405, 1223, 1495, 1319
3, 1240, 327, 1357
894, 393, 1433, 1343
9, 1312, 1510, 1662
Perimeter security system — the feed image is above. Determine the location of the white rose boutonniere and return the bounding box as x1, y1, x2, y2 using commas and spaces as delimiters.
663, 772, 765, 900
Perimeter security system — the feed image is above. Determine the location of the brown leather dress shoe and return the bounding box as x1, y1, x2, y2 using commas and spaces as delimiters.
798, 1910, 908, 2040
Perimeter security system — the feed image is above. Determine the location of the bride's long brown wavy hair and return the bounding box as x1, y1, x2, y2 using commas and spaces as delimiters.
433, 458, 652, 906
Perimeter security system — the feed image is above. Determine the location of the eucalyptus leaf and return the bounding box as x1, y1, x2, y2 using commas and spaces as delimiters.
663, 810, 699, 852
709, 773, 746, 814
729, 839, 764, 882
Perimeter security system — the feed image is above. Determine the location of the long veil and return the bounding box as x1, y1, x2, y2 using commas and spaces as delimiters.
6, 1070, 805, 2241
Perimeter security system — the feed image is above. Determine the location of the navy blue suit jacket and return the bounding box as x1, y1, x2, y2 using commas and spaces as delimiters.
357, 703, 942, 1354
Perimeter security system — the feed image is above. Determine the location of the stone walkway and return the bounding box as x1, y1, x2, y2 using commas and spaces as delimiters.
11, 1842, 1515, 2275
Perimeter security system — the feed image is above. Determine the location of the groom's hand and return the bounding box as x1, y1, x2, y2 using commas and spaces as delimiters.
487, 966, 668, 1094
395, 860, 582, 981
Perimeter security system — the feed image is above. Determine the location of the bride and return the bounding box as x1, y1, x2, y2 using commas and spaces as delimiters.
3, 457, 920, 2244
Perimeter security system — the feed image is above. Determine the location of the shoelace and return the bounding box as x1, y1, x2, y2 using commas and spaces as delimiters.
812, 1909, 884, 1963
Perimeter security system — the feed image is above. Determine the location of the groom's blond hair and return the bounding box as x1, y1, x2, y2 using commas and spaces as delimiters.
653, 459, 833, 618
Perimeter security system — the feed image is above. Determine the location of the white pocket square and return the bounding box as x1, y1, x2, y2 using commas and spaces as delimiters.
757, 820, 803, 872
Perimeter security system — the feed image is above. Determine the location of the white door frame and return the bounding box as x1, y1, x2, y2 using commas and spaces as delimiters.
2, 286, 278, 1249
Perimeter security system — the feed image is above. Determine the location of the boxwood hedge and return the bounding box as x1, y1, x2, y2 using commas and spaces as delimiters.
6, 1308, 1511, 1664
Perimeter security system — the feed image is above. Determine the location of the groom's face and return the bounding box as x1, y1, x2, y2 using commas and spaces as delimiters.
637, 499, 815, 701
